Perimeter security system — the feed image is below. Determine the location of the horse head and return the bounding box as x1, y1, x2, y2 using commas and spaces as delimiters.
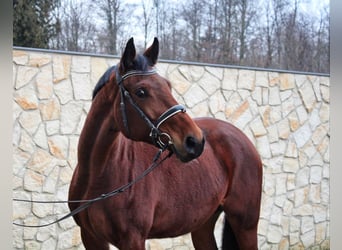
113, 37, 204, 162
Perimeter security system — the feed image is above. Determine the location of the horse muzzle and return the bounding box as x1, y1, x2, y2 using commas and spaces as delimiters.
171, 134, 205, 163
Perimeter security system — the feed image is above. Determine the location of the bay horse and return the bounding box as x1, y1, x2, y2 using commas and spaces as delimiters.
68, 37, 262, 250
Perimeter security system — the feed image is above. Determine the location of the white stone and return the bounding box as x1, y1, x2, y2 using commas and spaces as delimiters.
250, 116, 267, 137
39, 96, 61, 121
296, 167, 310, 188
183, 84, 208, 108
310, 76, 322, 102
256, 135, 272, 159
36, 65, 53, 99
206, 66, 223, 80
280, 89, 292, 101
18, 109, 41, 135
190, 100, 210, 117
222, 68, 238, 90
292, 123, 312, 148
277, 118, 290, 139
72, 72, 92, 100
300, 229, 315, 249
293, 204, 313, 216
275, 174, 287, 195
237, 69, 255, 90
267, 224, 282, 243
252, 86, 262, 105
23, 169, 44, 192
19, 129, 35, 154
312, 205, 327, 223
41, 237, 57, 249
198, 70, 221, 95
57, 227, 82, 249
91, 57, 111, 85
310, 166, 322, 184
298, 80, 316, 112
296, 105, 308, 125
320, 84, 329, 103
321, 179, 329, 204
32, 193, 54, 218
60, 102, 84, 134
290, 216, 301, 233
13, 50, 29, 65
72, 56, 90, 73
270, 140, 286, 157
48, 135, 69, 159
169, 69, 192, 95
270, 206, 283, 226
309, 184, 321, 204
301, 216, 314, 234
281, 97, 296, 117
15, 66, 39, 89
285, 140, 298, 158
269, 86, 281, 105
25, 240, 41, 249
189, 65, 205, 81
46, 120, 60, 135
209, 91, 226, 115
27, 148, 55, 174
43, 166, 59, 193
283, 157, 299, 173
14, 83, 38, 110
262, 87, 269, 105
266, 125, 279, 143
13, 191, 31, 219
255, 71, 269, 87
54, 79, 74, 105
33, 123, 48, 149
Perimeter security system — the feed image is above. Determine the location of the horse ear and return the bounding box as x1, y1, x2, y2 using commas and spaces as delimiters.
144, 37, 159, 66
120, 37, 136, 72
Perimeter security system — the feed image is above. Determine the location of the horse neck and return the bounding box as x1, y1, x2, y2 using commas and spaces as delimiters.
77, 81, 120, 172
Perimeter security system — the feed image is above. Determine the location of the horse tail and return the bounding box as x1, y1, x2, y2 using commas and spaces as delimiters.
221, 215, 239, 250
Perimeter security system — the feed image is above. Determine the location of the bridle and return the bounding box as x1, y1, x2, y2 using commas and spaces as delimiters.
115, 67, 186, 149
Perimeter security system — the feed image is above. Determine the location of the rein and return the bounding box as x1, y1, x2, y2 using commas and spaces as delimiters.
13, 146, 173, 228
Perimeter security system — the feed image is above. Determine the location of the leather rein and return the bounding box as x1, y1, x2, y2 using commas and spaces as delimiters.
13, 67, 185, 228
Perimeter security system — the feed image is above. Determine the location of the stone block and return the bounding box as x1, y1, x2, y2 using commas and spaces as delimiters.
52, 54, 71, 83
222, 69, 238, 91
279, 73, 295, 90
29, 52, 51, 67
71, 72, 92, 100
198, 70, 221, 95
60, 101, 84, 134
238, 69, 255, 90
36, 65, 53, 99
39, 97, 60, 121
15, 66, 39, 89
14, 83, 38, 110
169, 69, 192, 95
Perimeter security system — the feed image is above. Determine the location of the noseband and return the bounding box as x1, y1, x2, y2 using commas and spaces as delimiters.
115, 67, 186, 149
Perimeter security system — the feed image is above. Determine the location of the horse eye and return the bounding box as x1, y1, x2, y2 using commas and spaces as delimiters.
135, 88, 147, 98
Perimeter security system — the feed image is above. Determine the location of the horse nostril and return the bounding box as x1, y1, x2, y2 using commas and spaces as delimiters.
185, 136, 204, 157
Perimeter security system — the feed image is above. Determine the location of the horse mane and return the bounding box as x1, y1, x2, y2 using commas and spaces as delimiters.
92, 55, 152, 100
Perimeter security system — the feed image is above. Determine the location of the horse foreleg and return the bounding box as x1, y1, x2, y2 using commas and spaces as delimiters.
80, 228, 110, 250
191, 209, 221, 250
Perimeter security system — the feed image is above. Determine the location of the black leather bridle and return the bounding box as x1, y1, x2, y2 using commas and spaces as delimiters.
115, 67, 186, 150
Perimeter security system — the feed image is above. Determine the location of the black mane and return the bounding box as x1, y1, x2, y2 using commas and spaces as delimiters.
92, 55, 151, 100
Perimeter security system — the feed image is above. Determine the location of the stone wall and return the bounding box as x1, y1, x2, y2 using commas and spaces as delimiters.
12, 48, 330, 249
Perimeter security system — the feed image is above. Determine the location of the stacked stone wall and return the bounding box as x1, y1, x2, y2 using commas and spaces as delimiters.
12, 49, 330, 249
